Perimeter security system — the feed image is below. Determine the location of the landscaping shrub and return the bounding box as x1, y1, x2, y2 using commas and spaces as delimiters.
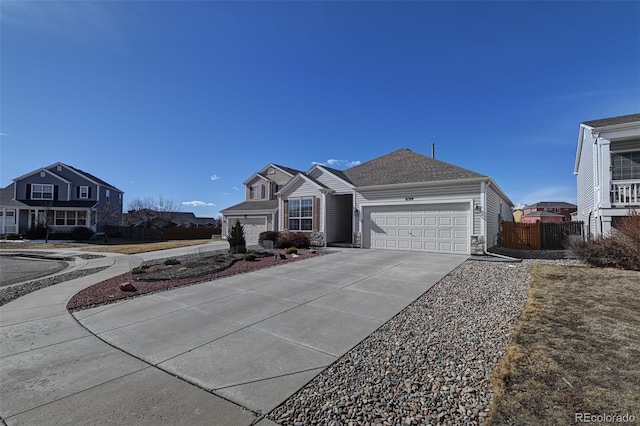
26, 225, 47, 240
570, 212, 640, 271
258, 231, 280, 244
71, 226, 95, 241
164, 258, 181, 266
276, 232, 310, 249
285, 246, 298, 255
5, 233, 21, 240
243, 253, 257, 261
131, 267, 146, 275
227, 220, 246, 254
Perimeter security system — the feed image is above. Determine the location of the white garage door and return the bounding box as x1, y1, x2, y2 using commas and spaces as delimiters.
363, 203, 470, 254
238, 217, 267, 245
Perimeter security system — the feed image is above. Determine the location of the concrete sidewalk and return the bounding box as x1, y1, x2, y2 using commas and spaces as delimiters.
0, 243, 464, 425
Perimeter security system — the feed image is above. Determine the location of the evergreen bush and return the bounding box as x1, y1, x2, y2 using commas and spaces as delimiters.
227, 219, 247, 254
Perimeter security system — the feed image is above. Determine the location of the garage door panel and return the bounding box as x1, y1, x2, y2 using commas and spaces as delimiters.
237, 217, 267, 246
454, 217, 468, 226
365, 203, 470, 254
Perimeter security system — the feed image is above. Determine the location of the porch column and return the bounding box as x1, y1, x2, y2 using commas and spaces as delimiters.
599, 138, 612, 208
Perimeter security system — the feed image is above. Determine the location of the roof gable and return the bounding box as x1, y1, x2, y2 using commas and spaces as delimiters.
12, 162, 122, 192
257, 163, 302, 178
13, 167, 72, 184
342, 149, 486, 187
278, 172, 327, 196
243, 172, 271, 186
307, 164, 355, 188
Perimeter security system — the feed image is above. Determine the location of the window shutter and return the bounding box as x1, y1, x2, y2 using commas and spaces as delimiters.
89, 187, 92, 198
312, 197, 319, 232
54, 185, 59, 201
77, 187, 80, 198
283, 200, 289, 231
26, 184, 31, 200
261, 184, 265, 199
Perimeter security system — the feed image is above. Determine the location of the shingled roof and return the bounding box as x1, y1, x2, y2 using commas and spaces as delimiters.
582, 113, 640, 128
342, 149, 486, 187
220, 200, 278, 213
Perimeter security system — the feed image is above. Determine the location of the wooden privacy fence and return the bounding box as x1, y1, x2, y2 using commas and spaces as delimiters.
162, 228, 221, 240
501, 221, 584, 250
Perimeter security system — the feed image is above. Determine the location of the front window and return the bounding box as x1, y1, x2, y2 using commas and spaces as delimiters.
54, 211, 87, 226
79, 186, 89, 199
77, 211, 87, 226
289, 198, 313, 231
32, 184, 53, 200
612, 151, 640, 180
250, 184, 263, 199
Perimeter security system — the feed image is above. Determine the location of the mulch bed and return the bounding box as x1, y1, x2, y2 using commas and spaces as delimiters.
67, 250, 325, 311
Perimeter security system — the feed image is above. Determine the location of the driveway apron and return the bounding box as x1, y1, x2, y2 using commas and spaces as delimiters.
73, 249, 466, 416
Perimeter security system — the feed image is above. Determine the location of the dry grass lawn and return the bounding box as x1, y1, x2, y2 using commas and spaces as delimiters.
0, 240, 215, 255
489, 264, 640, 425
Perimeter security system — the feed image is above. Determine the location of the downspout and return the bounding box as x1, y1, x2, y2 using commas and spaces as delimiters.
480, 181, 487, 253
322, 191, 327, 248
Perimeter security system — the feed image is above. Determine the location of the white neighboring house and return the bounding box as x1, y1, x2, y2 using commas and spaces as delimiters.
574, 113, 640, 236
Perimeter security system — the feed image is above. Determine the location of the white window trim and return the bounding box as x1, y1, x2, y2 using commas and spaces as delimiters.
250, 184, 263, 200
32, 184, 54, 200
611, 150, 640, 181
288, 197, 313, 231
54, 210, 88, 226
79, 186, 89, 199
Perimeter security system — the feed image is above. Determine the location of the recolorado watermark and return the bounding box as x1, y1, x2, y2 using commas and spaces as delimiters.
575, 412, 636, 423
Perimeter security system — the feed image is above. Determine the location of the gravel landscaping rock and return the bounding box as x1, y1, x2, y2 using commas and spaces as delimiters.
268, 258, 581, 426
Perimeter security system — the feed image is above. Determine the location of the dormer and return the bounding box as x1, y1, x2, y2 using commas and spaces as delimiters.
243, 164, 300, 201
244, 173, 271, 201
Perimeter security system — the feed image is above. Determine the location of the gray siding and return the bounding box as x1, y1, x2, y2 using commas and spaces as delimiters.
485, 184, 513, 249
576, 130, 596, 236
45, 165, 97, 201
308, 168, 352, 194
280, 179, 324, 231
15, 173, 70, 201
355, 183, 482, 235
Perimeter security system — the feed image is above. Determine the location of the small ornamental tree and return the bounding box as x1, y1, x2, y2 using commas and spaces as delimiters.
227, 219, 247, 254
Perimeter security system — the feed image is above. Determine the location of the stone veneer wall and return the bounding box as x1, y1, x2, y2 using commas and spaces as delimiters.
353, 232, 361, 248
471, 235, 485, 255
310, 232, 325, 247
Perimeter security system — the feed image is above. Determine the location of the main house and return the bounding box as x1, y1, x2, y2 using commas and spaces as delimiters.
221, 149, 514, 255
0, 162, 124, 237
574, 113, 640, 236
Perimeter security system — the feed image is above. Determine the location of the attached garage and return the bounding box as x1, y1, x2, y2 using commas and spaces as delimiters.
236, 217, 267, 245
362, 203, 471, 254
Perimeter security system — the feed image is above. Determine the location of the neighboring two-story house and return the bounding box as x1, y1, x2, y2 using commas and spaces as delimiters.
520, 201, 577, 223
222, 149, 514, 255
0, 162, 123, 237
574, 113, 640, 236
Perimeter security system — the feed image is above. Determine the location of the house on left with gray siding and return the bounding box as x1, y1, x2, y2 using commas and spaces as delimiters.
0, 162, 123, 237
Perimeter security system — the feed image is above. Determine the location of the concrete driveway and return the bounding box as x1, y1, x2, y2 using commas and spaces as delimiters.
73, 249, 466, 416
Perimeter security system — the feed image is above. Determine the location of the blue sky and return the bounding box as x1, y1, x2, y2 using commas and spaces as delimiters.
1, 1, 638, 218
